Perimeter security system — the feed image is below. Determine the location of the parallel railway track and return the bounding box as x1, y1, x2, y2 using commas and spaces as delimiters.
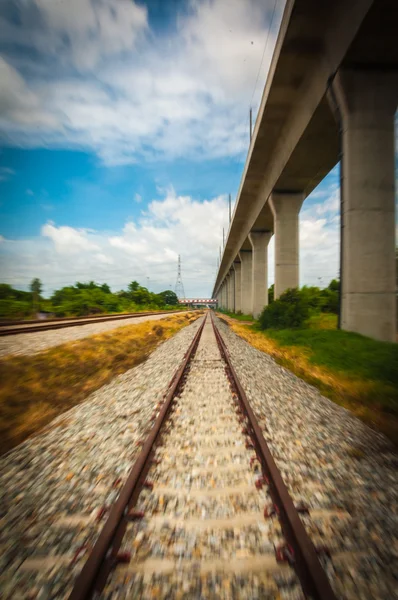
0, 310, 185, 337
69, 313, 337, 599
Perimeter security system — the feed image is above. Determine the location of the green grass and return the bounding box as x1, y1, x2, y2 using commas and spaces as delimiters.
264, 327, 398, 408
306, 312, 338, 330
224, 312, 398, 443
218, 310, 254, 322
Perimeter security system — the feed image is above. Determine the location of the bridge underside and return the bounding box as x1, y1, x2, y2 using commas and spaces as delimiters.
214, 0, 397, 342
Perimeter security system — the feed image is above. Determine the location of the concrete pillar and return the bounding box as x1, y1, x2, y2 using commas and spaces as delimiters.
332, 69, 397, 342
228, 269, 235, 313
233, 261, 241, 313
269, 192, 304, 299
225, 276, 230, 311
238, 250, 253, 315
249, 231, 273, 318
221, 282, 226, 310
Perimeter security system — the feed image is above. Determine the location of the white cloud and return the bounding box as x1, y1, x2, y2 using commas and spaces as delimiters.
134, 193, 142, 203
0, 189, 228, 295
0, 57, 60, 135
0, 0, 283, 164
299, 186, 340, 287
41, 223, 100, 254
313, 186, 340, 216
0, 0, 147, 71
0, 166, 15, 181
0, 182, 342, 295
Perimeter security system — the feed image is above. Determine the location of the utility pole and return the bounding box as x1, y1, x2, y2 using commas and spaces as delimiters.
174, 255, 185, 299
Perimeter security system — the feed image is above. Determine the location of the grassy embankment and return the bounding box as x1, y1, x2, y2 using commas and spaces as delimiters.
220, 312, 398, 444
0, 312, 201, 455
218, 310, 254, 322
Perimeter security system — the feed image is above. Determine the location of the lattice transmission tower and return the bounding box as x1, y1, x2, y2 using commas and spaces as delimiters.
174, 254, 185, 299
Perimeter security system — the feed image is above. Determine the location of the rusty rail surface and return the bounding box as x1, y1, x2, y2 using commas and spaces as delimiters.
68, 316, 206, 600
0, 310, 186, 337
210, 313, 337, 600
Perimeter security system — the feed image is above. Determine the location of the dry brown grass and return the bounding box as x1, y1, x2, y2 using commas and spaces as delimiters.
222, 316, 398, 444
0, 312, 201, 455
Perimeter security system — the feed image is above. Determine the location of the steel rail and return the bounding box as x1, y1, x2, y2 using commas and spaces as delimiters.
68, 316, 206, 600
0, 310, 185, 336
210, 313, 337, 600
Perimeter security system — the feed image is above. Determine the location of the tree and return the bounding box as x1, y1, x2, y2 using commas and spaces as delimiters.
76, 281, 97, 290
259, 288, 309, 330
30, 278, 42, 311
30, 278, 42, 296
130, 287, 151, 305
268, 284, 274, 304
300, 286, 325, 311
159, 290, 178, 305
0, 284, 14, 299
100, 283, 111, 294
328, 279, 340, 292
128, 281, 140, 293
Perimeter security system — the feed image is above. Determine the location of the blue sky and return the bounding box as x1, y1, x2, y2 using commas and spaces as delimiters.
0, 0, 341, 297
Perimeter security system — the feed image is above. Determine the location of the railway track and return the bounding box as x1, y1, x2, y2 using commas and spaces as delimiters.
0, 310, 185, 337
69, 313, 336, 600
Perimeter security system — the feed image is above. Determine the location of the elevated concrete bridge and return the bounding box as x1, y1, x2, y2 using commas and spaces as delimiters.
213, 0, 397, 341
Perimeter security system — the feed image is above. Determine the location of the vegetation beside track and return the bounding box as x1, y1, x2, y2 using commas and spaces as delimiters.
0, 312, 201, 455
220, 314, 398, 445
217, 310, 254, 322
0, 280, 182, 320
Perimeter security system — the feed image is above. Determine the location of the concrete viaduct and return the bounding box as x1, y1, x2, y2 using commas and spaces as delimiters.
213, 0, 397, 342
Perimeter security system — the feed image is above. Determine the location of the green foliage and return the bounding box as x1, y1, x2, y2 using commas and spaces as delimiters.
128, 281, 140, 292
0, 284, 33, 319
219, 309, 254, 322
30, 278, 42, 295
299, 286, 326, 311
306, 313, 338, 330
30, 277, 42, 311
0, 280, 180, 320
49, 281, 145, 316
268, 284, 274, 304
320, 288, 339, 314
100, 283, 111, 294
158, 290, 179, 306
259, 288, 310, 330
328, 278, 340, 292
0, 299, 32, 320
266, 327, 398, 402
0, 284, 15, 300
264, 279, 340, 323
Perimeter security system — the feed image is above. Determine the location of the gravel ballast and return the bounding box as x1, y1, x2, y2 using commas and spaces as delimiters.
0, 317, 203, 599
1, 313, 396, 599
216, 317, 398, 600
0, 312, 187, 358
102, 316, 303, 600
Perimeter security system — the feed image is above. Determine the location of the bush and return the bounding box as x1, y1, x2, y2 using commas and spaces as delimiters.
258, 288, 310, 330
300, 286, 326, 312
320, 288, 339, 314
0, 299, 32, 320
